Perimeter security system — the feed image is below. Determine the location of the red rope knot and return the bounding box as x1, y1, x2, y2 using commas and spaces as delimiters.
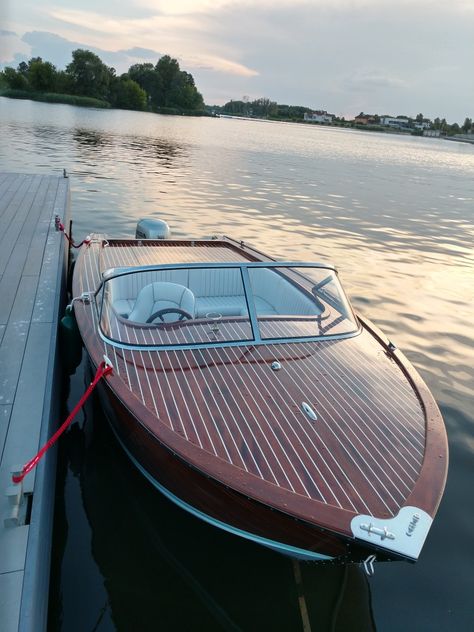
12, 360, 113, 485
55, 216, 90, 248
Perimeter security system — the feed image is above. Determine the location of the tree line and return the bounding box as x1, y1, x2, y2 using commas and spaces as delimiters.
214, 98, 312, 120
0, 50, 205, 113
211, 99, 473, 135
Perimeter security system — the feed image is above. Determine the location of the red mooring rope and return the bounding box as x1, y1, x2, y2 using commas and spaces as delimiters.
12, 361, 113, 484
56, 217, 91, 249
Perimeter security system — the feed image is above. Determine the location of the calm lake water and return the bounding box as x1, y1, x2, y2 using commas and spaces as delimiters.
1, 96, 473, 631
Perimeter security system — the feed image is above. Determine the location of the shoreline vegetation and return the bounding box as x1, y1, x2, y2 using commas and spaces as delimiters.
0, 49, 209, 117
211, 100, 473, 138
1, 49, 472, 138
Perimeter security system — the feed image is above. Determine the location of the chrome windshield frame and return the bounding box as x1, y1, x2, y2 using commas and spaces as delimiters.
94, 261, 361, 351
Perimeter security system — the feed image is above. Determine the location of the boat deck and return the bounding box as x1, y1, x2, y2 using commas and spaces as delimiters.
75, 238, 427, 522
101, 239, 256, 267
0, 173, 68, 632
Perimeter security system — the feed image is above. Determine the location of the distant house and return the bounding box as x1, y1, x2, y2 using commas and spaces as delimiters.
304, 110, 335, 123
380, 116, 410, 128
414, 121, 431, 130
354, 113, 377, 125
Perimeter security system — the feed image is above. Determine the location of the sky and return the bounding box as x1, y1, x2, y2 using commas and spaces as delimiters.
1, 0, 473, 122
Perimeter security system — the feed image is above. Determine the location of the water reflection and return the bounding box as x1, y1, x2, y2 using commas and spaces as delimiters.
72, 129, 107, 148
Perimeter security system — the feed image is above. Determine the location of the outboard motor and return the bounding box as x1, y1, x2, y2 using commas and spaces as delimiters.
135, 217, 171, 240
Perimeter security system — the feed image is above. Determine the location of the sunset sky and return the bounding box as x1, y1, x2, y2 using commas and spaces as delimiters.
1, 0, 473, 121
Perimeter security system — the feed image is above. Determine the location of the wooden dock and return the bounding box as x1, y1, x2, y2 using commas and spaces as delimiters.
0, 173, 69, 632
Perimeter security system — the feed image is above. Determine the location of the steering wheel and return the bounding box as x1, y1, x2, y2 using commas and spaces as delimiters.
146, 308, 193, 324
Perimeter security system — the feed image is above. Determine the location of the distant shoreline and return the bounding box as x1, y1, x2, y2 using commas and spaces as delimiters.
217, 113, 438, 138
0, 90, 212, 117
216, 114, 474, 144
2, 92, 472, 144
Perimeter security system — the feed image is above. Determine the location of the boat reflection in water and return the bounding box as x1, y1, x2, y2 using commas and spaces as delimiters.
51, 381, 376, 631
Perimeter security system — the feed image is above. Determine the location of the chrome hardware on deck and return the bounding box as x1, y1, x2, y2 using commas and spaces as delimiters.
103, 355, 114, 370
360, 522, 395, 541
4, 466, 28, 528
363, 554, 377, 577
77, 292, 94, 305
271, 361, 281, 371
301, 402, 318, 421
351, 507, 433, 560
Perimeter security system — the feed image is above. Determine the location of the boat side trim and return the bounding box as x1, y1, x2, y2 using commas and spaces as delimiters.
112, 426, 334, 562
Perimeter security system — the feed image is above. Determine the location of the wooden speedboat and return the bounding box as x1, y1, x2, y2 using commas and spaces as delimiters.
72, 233, 448, 564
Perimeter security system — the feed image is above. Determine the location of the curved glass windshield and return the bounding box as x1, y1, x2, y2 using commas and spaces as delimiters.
98, 264, 358, 347
247, 267, 357, 339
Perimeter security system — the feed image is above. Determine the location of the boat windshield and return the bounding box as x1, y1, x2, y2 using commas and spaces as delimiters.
97, 264, 358, 348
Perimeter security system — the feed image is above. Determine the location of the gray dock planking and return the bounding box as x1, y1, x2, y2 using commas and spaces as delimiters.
0, 173, 69, 632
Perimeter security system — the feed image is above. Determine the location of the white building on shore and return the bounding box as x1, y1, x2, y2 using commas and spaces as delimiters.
304, 110, 335, 123
414, 121, 432, 130
380, 116, 410, 128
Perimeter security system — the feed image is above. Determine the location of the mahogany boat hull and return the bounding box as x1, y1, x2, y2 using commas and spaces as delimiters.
72, 236, 448, 564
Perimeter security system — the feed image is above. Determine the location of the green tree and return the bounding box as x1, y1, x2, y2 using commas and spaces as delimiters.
223, 100, 246, 115
155, 55, 180, 106
168, 71, 203, 109
55, 70, 74, 94
462, 117, 472, 133
416, 112, 424, 122
17, 61, 29, 76
28, 58, 58, 92
127, 63, 162, 106
66, 49, 114, 100
250, 98, 278, 118
110, 77, 147, 110
148, 55, 203, 110
1, 66, 29, 89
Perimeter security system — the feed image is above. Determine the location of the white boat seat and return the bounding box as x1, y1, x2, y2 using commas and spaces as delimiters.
195, 296, 247, 318
194, 296, 278, 317
128, 282, 196, 323
114, 298, 136, 318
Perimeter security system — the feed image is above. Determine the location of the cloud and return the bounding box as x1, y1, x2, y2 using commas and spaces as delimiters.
45, 6, 259, 77
121, 47, 160, 59
18, 31, 160, 71
344, 72, 408, 92
0, 30, 31, 64
8, 30, 257, 79
185, 54, 258, 77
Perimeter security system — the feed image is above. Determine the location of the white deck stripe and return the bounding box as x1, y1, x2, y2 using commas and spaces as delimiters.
280, 342, 417, 494
265, 342, 407, 510
308, 342, 423, 469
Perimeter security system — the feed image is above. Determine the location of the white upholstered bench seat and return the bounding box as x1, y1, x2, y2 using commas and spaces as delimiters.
109, 267, 320, 321
194, 295, 278, 318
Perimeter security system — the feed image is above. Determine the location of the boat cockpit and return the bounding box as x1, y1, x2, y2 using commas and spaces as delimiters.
96, 263, 359, 349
